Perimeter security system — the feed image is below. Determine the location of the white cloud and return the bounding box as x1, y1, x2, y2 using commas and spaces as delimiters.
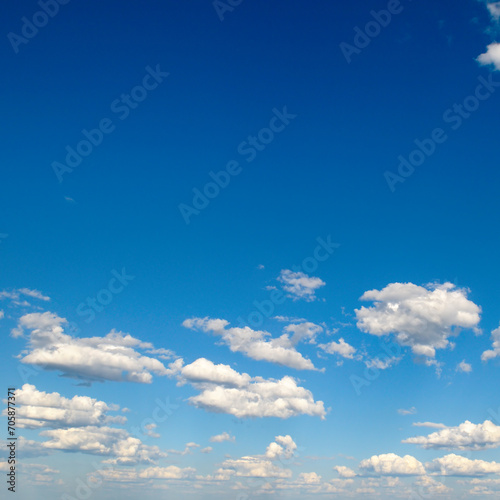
319, 338, 356, 359
0, 310, 3, 319
403, 420, 500, 450
334, 465, 357, 478
277, 270, 325, 301
398, 407, 417, 415
183, 317, 320, 370
209, 431, 235, 443
413, 475, 451, 494
487, 1, 500, 20
481, 325, 500, 361
37, 426, 165, 465
138, 466, 196, 479
265, 435, 297, 459
15, 312, 173, 383
365, 356, 400, 370
477, 43, 500, 70
457, 360, 472, 373
427, 454, 500, 476
174, 357, 326, 419
166, 442, 199, 456
413, 422, 448, 429
355, 282, 481, 358
201, 447, 213, 454
217, 436, 296, 479
295, 471, 322, 484
1, 384, 125, 429
0, 288, 50, 302
359, 453, 426, 476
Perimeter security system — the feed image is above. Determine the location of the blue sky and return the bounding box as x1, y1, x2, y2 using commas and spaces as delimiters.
1, 0, 500, 498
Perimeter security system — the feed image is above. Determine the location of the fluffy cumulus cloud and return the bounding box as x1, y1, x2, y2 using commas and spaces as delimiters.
334, 465, 357, 478
209, 432, 235, 443
403, 420, 500, 450
1, 384, 125, 429
355, 282, 481, 358
457, 360, 473, 373
277, 270, 325, 301
427, 454, 500, 476
476, 2, 500, 70
36, 426, 165, 465
170, 357, 326, 419
481, 325, 500, 361
183, 317, 320, 370
265, 435, 297, 459
319, 338, 357, 359
359, 453, 426, 476
217, 436, 296, 479
478, 43, 500, 70
14, 312, 174, 383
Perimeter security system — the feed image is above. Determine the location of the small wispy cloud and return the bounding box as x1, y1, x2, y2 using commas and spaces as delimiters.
398, 407, 417, 416
278, 270, 325, 302
456, 360, 472, 373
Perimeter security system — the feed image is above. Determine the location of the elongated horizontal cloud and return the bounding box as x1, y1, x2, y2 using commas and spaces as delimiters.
170, 357, 326, 419
403, 420, 500, 450
481, 325, 500, 361
138, 466, 196, 479
0, 288, 50, 302
355, 282, 481, 358
36, 426, 165, 465
359, 453, 426, 476
278, 270, 325, 301
413, 422, 447, 429
183, 317, 320, 370
15, 312, 173, 383
1, 384, 125, 429
427, 454, 500, 476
